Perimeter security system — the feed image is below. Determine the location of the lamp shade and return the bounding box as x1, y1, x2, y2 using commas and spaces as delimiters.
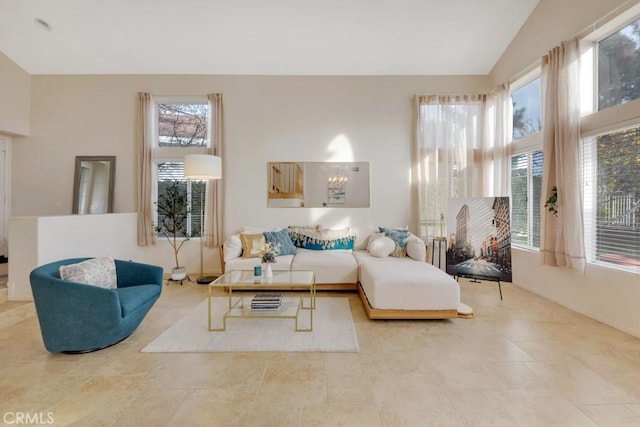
183, 154, 222, 180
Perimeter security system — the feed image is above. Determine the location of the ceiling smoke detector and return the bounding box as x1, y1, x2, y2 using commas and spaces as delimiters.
34, 18, 52, 32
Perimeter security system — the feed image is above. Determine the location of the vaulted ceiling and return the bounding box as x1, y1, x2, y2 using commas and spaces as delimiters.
0, 0, 538, 75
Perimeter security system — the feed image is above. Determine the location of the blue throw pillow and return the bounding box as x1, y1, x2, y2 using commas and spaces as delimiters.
264, 229, 296, 256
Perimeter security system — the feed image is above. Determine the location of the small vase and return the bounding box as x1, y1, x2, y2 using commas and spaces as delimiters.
265, 263, 273, 280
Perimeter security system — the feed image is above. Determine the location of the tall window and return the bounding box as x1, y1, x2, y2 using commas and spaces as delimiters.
510, 150, 543, 247
154, 100, 210, 237
416, 96, 485, 238
512, 78, 542, 140
583, 127, 639, 271
581, 13, 640, 273
509, 75, 543, 249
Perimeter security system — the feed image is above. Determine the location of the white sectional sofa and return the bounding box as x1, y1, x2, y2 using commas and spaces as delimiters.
222, 225, 461, 319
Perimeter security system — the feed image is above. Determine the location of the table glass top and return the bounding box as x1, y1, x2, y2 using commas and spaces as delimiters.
209, 270, 315, 288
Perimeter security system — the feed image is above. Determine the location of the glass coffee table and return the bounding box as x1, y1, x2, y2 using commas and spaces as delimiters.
208, 270, 316, 332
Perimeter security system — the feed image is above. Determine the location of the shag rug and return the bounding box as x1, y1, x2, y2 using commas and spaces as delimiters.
142, 297, 359, 353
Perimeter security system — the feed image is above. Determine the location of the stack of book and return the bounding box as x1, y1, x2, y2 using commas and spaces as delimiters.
250, 293, 284, 311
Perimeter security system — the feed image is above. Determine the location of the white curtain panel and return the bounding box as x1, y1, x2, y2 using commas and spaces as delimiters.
482, 83, 511, 197
540, 39, 586, 274
136, 92, 156, 246
207, 94, 225, 247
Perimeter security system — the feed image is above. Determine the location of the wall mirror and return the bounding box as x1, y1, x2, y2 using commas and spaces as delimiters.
72, 156, 116, 214
268, 161, 370, 208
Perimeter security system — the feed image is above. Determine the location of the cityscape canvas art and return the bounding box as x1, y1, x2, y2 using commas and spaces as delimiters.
446, 197, 512, 283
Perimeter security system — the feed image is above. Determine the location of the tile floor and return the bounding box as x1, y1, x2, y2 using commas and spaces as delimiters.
1, 279, 639, 426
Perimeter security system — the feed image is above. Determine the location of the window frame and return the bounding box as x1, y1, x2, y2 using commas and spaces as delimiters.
579, 5, 640, 274
152, 96, 210, 239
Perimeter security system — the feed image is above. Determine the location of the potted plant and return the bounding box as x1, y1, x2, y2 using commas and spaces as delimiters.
154, 180, 198, 280
260, 242, 281, 280
544, 186, 559, 217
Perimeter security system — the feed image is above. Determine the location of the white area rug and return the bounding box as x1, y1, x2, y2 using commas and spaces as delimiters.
142, 297, 359, 353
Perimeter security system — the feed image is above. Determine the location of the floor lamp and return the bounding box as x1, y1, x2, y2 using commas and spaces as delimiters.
184, 154, 222, 284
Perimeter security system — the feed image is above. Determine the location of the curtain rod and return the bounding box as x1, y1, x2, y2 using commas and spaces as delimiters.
150, 92, 216, 97
575, 0, 639, 39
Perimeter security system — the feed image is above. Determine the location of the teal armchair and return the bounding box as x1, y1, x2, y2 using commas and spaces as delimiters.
30, 258, 163, 353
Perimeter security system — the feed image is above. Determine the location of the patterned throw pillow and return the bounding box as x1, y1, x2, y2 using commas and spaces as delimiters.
378, 227, 410, 257
288, 226, 356, 250
59, 256, 117, 289
264, 229, 296, 256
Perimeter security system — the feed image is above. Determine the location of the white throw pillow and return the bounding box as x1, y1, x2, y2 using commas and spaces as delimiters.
59, 256, 117, 289
368, 236, 395, 258
366, 232, 385, 252
406, 234, 427, 261
223, 234, 243, 262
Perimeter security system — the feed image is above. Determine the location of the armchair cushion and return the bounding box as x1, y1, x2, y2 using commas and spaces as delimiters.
115, 285, 162, 317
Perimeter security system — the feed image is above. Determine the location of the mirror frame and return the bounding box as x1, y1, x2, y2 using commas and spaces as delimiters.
72, 156, 116, 214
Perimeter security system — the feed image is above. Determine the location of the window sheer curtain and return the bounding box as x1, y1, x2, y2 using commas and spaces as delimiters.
482, 84, 511, 197
540, 39, 586, 273
136, 92, 156, 246
206, 93, 225, 247
414, 89, 510, 238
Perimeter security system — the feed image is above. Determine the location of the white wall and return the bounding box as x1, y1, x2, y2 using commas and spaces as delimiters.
490, 0, 640, 338
513, 249, 640, 337
0, 51, 30, 136
12, 74, 489, 276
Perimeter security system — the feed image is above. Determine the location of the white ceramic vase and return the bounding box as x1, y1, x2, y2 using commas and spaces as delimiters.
265, 263, 273, 279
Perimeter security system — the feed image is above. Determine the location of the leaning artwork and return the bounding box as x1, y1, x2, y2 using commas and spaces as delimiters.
446, 197, 512, 283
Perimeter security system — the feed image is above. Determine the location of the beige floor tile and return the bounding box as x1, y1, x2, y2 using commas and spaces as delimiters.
254, 360, 328, 406
579, 403, 640, 426
302, 405, 382, 426
110, 389, 191, 426
167, 389, 253, 427
448, 388, 598, 426
484, 361, 547, 388
371, 372, 463, 426
245, 405, 303, 427
524, 360, 637, 405
47, 376, 148, 426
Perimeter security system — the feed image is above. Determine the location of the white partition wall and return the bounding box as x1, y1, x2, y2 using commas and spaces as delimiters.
8, 213, 141, 301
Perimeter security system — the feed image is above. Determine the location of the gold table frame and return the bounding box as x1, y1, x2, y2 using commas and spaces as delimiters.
208, 270, 316, 332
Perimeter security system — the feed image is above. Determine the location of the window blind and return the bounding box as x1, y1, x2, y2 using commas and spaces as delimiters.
583, 126, 640, 272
